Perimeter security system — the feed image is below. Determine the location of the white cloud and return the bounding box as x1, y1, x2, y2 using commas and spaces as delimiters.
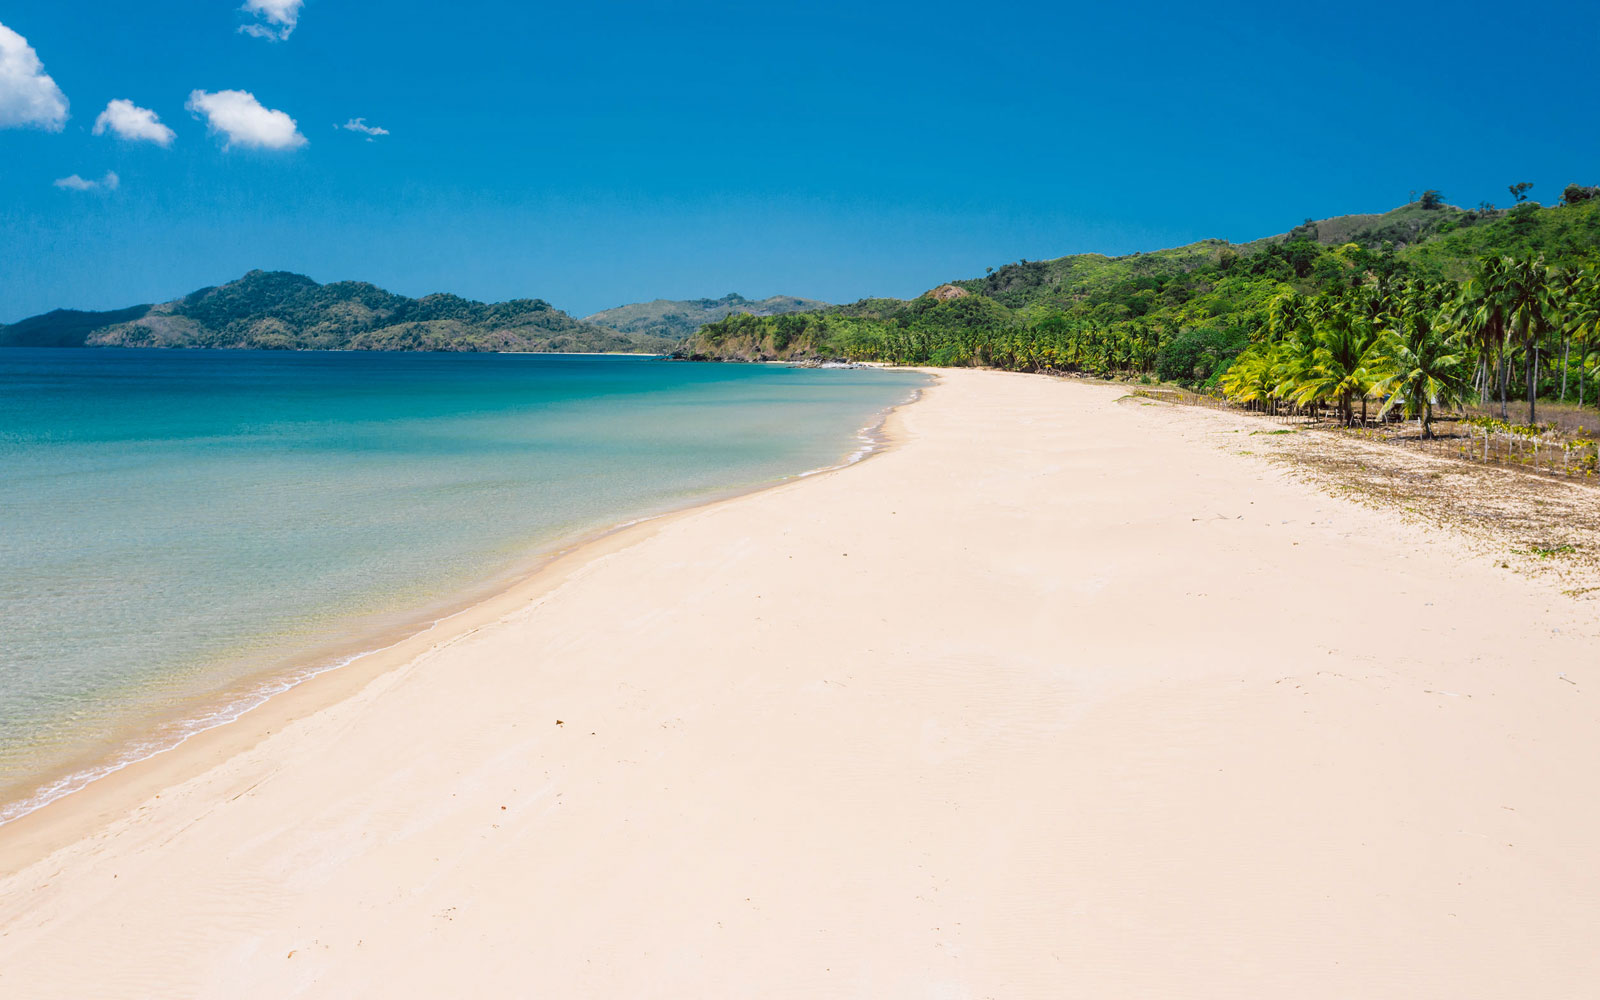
54, 171, 119, 192
340, 117, 389, 140
0, 22, 69, 130
239, 0, 303, 41
93, 99, 175, 146
186, 89, 306, 150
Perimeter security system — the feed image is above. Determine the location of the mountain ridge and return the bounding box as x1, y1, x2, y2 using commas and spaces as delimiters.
583, 293, 829, 341
0, 271, 677, 354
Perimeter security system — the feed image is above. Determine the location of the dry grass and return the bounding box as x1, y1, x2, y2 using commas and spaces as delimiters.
1460, 398, 1599, 438
1267, 429, 1597, 584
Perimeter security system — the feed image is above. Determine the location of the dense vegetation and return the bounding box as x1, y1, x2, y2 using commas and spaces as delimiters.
585, 293, 828, 341
1221, 262, 1600, 435
681, 194, 1600, 416
0, 271, 675, 354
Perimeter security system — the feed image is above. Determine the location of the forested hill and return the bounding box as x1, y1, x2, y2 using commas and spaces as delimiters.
584, 293, 829, 340
0, 271, 676, 354
680, 191, 1600, 368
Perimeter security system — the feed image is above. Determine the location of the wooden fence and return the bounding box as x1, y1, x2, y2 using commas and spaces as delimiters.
1424, 425, 1599, 478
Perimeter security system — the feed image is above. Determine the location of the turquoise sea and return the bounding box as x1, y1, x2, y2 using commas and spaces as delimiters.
0, 349, 924, 822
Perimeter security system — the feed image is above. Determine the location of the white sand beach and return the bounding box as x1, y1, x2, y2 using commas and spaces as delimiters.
2, 368, 1595, 997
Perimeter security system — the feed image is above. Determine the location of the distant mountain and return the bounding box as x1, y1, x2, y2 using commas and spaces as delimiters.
0, 271, 675, 354
0, 305, 153, 348
584, 293, 829, 341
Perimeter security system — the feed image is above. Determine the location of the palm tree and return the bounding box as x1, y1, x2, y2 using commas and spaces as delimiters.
1562, 264, 1600, 410
1554, 269, 1582, 402
1265, 289, 1311, 344
1372, 281, 1470, 439
1503, 257, 1555, 425
1457, 256, 1511, 417
1286, 294, 1383, 426
1220, 344, 1283, 413
1360, 281, 1397, 334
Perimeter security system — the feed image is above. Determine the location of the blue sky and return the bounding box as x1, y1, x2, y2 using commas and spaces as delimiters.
3, 1, 1597, 321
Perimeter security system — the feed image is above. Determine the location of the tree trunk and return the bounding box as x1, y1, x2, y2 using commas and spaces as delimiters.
1499, 351, 1509, 418
1561, 336, 1570, 401
1527, 344, 1538, 427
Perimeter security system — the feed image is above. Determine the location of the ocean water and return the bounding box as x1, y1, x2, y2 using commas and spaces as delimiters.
0, 349, 925, 821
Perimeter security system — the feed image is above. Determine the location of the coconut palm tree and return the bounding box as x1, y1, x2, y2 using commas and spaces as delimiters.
1553, 269, 1583, 402
1265, 289, 1311, 344
1457, 256, 1512, 417
1372, 281, 1470, 438
1286, 294, 1383, 426
1503, 257, 1555, 425
1562, 264, 1600, 410
1220, 343, 1283, 413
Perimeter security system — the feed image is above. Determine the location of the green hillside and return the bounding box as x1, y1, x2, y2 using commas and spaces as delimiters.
585, 293, 829, 341
1240, 199, 1474, 252
682, 196, 1600, 380
1402, 200, 1600, 279
0, 271, 674, 354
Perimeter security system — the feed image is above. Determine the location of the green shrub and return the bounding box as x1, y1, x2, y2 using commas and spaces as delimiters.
1155, 327, 1249, 385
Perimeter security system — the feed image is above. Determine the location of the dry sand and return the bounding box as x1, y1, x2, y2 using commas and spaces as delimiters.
1, 368, 1596, 998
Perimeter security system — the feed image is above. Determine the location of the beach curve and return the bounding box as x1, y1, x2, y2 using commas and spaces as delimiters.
1, 368, 1596, 998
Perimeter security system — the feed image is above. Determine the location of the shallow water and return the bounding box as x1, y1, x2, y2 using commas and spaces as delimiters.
0, 349, 924, 819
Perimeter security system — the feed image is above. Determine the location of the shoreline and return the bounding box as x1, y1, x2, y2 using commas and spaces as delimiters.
0, 376, 926, 849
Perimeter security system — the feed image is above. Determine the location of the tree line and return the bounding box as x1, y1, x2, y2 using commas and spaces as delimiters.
1221, 259, 1600, 435
683, 193, 1600, 423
